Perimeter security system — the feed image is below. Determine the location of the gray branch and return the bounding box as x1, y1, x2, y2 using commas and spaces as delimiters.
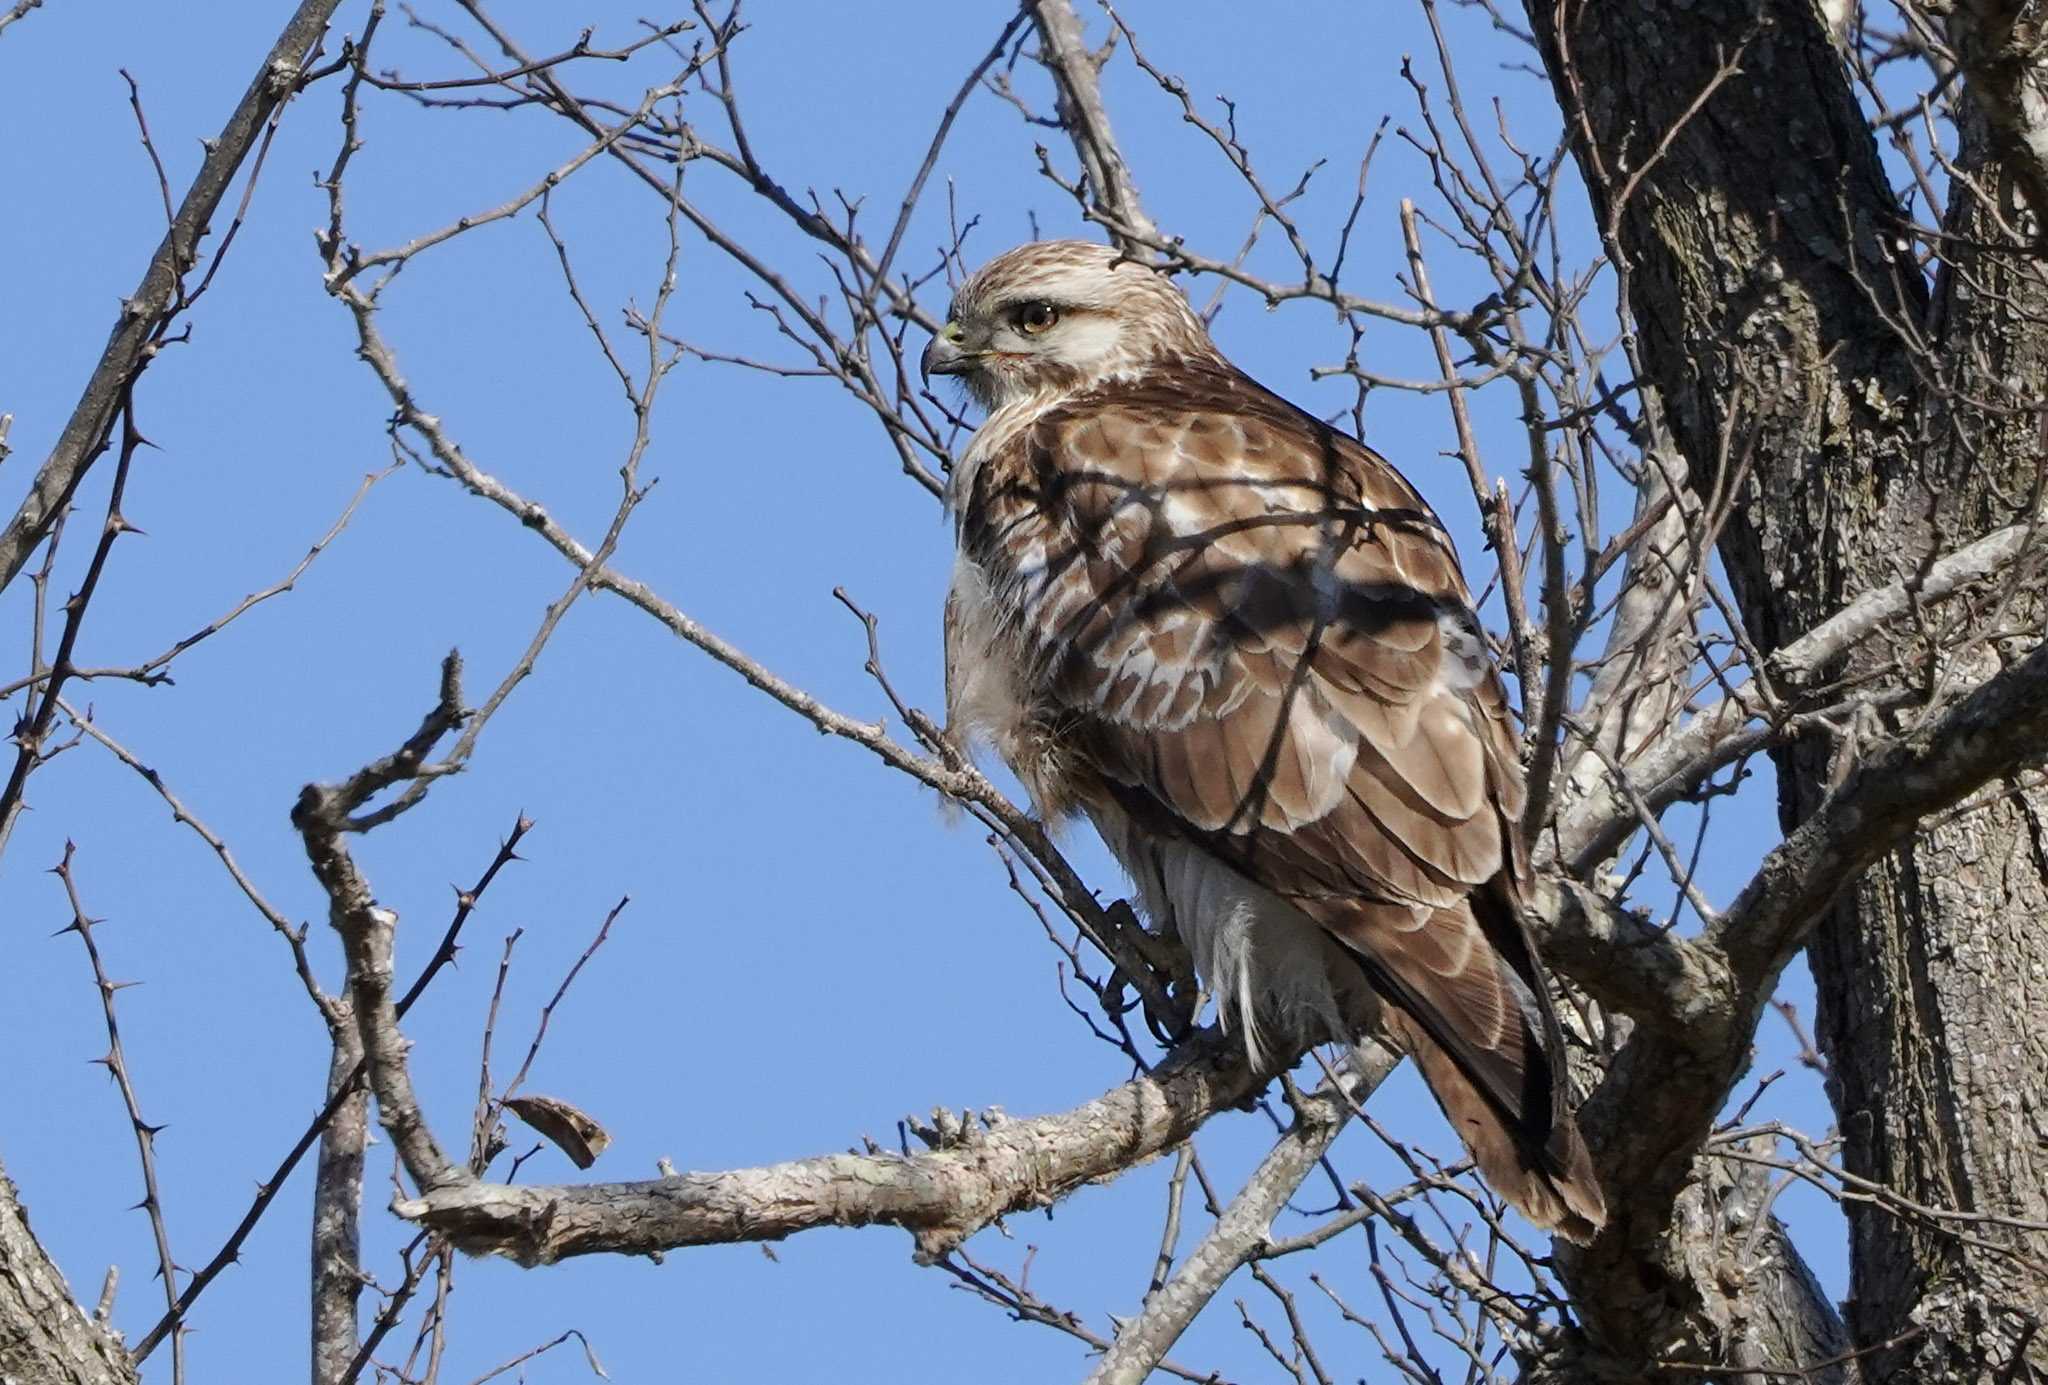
0, 0, 48, 40
1027, 0, 1159, 254
1948, 1, 2048, 239
0, 0, 342, 597
1537, 877, 1732, 1033
1084, 1049, 1396, 1385
1556, 634, 2048, 1370
1711, 629, 2048, 988
310, 1019, 367, 1385
395, 1032, 1263, 1266
292, 655, 471, 1197
1550, 516, 2040, 876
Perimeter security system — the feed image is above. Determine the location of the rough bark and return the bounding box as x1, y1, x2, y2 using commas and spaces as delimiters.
1524, 1139, 1850, 1385
0, 1160, 137, 1385
1528, 0, 2048, 1378
395, 1031, 1263, 1266
1666, 1139, 1851, 1385
1803, 49, 2048, 1380
309, 1023, 367, 1385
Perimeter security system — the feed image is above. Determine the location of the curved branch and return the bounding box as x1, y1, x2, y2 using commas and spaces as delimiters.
1711, 630, 2048, 988
1551, 516, 2041, 876
1536, 877, 1732, 1034
292, 655, 472, 1196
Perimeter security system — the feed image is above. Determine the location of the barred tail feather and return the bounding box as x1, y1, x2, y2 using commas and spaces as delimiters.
1323, 897, 1607, 1244
1382, 1008, 1606, 1242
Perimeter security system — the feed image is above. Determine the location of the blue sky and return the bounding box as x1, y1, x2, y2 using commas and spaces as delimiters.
0, 4, 1837, 1380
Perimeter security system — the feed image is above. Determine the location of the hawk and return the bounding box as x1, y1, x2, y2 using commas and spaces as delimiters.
924, 240, 1605, 1240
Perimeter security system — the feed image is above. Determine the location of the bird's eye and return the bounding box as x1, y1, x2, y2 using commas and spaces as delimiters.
1015, 301, 1060, 335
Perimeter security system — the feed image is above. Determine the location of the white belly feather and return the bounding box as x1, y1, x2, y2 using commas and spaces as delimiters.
1089, 799, 1373, 1066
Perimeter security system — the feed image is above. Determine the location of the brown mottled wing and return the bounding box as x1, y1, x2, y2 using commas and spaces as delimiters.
961, 360, 1603, 1238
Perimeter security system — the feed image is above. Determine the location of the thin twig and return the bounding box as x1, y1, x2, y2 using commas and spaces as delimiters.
55, 845, 185, 1385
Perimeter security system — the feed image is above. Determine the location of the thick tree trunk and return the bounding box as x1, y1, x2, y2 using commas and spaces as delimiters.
0, 1160, 136, 1385
1527, 0, 2048, 1378
1803, 73, 2048, 1379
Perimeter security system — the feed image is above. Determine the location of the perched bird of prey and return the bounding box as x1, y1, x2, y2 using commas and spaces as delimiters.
924, 239, 1604, 1240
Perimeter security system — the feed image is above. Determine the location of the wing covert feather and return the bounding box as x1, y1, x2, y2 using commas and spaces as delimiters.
962, 365, 1508, 905
955, 353, 1605, 1239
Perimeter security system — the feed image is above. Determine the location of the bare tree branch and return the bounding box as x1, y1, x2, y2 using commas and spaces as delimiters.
1085, 1052, 1397, 1385
310, 1024, 367, 1385
53, 846, 184, 1384
1027, 0, 1158, 254
0, 0, 48, 40
395, 1032, 1264, 1265
293, 654, 472, 1195
1550, 515, 2043, 876
0, 0, 342, 595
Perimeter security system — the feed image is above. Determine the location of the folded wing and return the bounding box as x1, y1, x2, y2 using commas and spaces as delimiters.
960, 362, 1605, 1239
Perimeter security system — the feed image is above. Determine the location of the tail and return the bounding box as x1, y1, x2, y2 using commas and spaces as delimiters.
1324, 893, 1606, 1243
1380, 1009, 1605, 1242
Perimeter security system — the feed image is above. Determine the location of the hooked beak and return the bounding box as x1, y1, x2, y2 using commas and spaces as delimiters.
920, 320, 976, 384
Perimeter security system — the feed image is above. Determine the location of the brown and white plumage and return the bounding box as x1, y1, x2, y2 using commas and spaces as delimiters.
927, 240, 1604, 1241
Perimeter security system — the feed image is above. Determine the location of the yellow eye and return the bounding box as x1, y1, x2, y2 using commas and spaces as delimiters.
1016, 301, 1060, 335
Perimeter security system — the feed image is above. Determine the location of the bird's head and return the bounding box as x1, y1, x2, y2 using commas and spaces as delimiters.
921, 240, 1218, 409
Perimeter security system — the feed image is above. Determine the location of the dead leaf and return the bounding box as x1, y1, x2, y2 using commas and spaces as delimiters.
502, 1093, 611, 1170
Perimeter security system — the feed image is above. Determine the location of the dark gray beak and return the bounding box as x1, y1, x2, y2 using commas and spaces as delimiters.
920, 322, 973, 383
